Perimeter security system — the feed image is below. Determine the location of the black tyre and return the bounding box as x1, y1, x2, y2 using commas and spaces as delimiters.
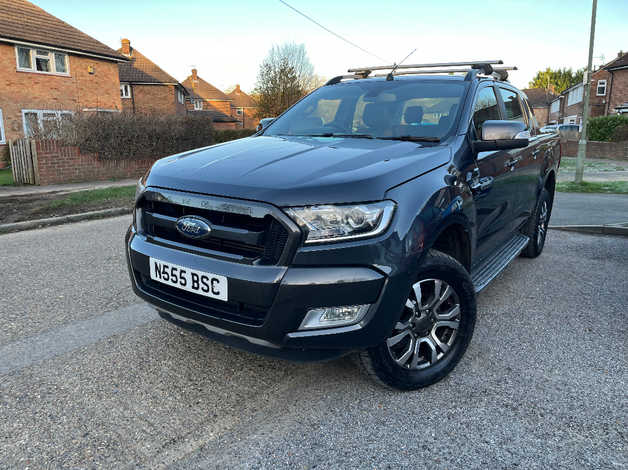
521, 188, 551, 258
358, 250, 476, 391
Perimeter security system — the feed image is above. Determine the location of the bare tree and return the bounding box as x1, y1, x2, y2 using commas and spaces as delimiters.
253, 43, 316, 118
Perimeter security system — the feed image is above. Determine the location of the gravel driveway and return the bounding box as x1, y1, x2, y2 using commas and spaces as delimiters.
0, 216, 626, 469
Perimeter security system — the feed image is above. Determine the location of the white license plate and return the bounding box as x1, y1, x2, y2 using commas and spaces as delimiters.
149, 257, 228, 301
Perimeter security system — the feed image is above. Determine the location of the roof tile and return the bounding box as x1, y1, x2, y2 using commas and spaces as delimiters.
0, 0, 125, 60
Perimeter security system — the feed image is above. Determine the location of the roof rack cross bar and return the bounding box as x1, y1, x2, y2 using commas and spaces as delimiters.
348, 60, 503, 73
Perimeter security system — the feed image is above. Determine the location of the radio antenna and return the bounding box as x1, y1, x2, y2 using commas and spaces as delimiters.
387, 48, 417, 80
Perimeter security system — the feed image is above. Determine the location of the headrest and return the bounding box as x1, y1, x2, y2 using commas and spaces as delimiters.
404, 106, 424, 125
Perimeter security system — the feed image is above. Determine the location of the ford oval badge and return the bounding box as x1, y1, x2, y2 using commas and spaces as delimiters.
175, 216, 212, 239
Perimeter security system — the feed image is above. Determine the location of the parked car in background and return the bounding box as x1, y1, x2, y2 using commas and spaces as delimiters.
127, 61, 561, 391
558, 124, 580, 133
256, 117, 275, 132
539, 124, 558, 133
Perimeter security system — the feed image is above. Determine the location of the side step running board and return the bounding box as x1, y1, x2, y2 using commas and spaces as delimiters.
471, 234, 530, 293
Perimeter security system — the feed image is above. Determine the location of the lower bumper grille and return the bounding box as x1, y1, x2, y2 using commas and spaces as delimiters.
137, 271, 268, 326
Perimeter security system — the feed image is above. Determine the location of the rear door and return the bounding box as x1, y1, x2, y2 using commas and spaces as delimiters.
466, 85, 518, 261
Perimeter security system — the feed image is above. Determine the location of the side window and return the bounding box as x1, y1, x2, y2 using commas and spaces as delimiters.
499, 88, 524, 122
472, 87, 500, 137
521, 97, 537, 132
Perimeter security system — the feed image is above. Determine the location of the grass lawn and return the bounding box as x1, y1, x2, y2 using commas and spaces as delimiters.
48, 185, 136, 209
556, 180, 628, 195
0, 168, 14, 185
559, 157, 627, 172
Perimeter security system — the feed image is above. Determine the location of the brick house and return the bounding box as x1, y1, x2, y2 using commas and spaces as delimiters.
590, 50, 628, 116
226, 84, 259, 129
547, 50, 628, 125
0, 0, 127, 154
117, 38, 188, 115
182, 69, 239, 129
522, 88, 557, 127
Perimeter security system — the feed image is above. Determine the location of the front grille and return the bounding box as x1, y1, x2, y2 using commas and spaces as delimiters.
140, 197, 290, 265
137, 272, 267, 325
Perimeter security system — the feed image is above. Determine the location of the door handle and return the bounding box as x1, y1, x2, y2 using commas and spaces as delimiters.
505, 156, 522, 170
469, 176, 493, 193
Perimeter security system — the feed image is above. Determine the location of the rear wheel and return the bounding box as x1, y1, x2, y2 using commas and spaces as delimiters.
521, 188, 551, 258
358, 250, 476, 391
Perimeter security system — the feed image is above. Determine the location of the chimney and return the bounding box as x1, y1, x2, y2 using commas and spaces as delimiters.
619, 50, 624, 58
192, 68, 198, 81
235, 84, 241, 92
121, 38, 131, 56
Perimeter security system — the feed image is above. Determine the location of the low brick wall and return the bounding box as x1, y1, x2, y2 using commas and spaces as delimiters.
561, 140, 628, 160
35, 140, 154, 185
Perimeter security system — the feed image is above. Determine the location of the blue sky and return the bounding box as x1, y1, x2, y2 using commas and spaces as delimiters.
36, 0, 628, 92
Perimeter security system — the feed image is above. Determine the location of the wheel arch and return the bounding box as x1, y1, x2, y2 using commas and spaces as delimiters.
423, 214, 473, 273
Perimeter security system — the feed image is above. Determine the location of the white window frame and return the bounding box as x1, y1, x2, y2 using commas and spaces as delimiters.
177, 89, 185, 104
15, 45, 70, 76
567, 85, 583, 106
193, 99, 203, 111
596, 79, 607, 96
22, 109, 73, 137
120, 83, 132, 99
550, 99, 560, 114
236, 107, 243, 115
0, 109, 5, 144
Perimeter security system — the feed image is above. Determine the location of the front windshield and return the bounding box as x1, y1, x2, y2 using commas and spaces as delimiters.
264, 79, 468, 141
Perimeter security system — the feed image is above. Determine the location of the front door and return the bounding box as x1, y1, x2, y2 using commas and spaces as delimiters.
466, 85, 518, 262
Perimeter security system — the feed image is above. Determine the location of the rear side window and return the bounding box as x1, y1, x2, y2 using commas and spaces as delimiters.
499, 88, 524, 122
472, 87, 500, 136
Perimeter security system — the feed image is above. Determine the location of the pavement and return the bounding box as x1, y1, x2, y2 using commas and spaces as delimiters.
0, 215, 626, 469
551, 192, 628, 226
0, 178, 136, 198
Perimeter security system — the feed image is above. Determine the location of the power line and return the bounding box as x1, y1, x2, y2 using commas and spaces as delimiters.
278, 0, 390, 63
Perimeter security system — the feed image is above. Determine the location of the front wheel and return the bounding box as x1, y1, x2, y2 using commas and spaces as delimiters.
358, 250, 476, 391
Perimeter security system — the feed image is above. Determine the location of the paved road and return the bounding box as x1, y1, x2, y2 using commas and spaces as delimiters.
551, 191, 628, 226
0, 216, 626, 469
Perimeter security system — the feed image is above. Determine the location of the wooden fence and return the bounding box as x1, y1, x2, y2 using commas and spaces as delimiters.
8, 138, 39, 185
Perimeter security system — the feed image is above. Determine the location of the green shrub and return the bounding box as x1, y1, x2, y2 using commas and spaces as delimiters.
610, 124, 628, 142
587, 115, 628, 142
34, 113, 254, 161
213, 129, 256, 143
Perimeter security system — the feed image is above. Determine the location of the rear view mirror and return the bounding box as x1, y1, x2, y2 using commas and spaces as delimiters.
473, 120, 529, 152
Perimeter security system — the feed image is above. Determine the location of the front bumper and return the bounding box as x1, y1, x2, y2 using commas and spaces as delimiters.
126, 226, 409, 360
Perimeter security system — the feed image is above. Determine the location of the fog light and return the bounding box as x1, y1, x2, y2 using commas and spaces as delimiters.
298, 305, 370, 330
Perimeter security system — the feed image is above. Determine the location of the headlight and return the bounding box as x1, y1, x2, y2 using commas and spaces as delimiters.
285, 201, 395, 244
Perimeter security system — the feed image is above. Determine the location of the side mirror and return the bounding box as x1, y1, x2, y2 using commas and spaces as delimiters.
473, 120, 529, 152
256, 117, 275, 132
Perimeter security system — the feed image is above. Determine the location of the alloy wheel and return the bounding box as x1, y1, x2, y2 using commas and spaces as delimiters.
537, 200, 548, 247
386, 279, 461, 370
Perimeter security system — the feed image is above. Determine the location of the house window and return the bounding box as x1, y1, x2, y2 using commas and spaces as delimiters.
596, 80, 607, 96
16, 46, 69, 75
567, 85, 584, 106
236, 108, 243, 115
550, 100, 560, 113
120, 84, 131, 99
177, 89, 185, 104
22, 110, 72, 137
194, 99, 203, 111
0, 109, 5, 144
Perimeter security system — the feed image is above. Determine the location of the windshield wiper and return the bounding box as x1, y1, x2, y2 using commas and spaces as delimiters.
377, 136, 441, 143
304, 133, 374, 139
